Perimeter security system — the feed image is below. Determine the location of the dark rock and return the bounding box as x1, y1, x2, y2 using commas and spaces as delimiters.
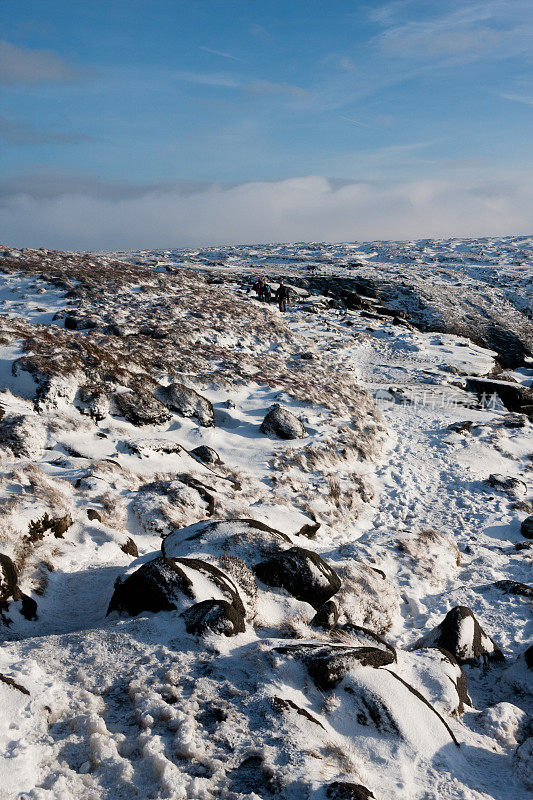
114, 389, 171, 426
120, 537, 139, 558
228, 755, 280, 796
253, 546, 341, 609
466, 378, 533, 417
295, 519, 321, 539
525, 645, 533, 669
20, 593, 38, 621
77, 385, 110, 421
485, 474, 527, 497
0, 553, 20, 605
521, 516, 533, 539
414, 606, 504, 664
64, 314, 99, 331
275, 643, 395, 689
159, 383, 214, 427
493, 579, 533, 599
190, 445, 221, 465
326, 782, 375, 800
107, 555, 244, 617
311, 600, 339, 630
260, 404, 306, 439
87, 509, 102, 522
340, 624, 398, 661
181, 599, 245, 636
447, 421, 473, 434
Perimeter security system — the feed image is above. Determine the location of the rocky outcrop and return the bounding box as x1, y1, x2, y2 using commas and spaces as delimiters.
326, 783, 375, 800
114, 389, 171, 426
414, 606, 504, 664
311, 599, 339, 630
253, 546, 341, 609
275, 642, 394, 689
260, 404, 306, 439
466, 377, 533, 417
159, 383, 214, 427
191, 445, 221, 465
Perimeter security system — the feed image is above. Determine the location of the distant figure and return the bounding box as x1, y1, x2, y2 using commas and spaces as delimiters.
275, 280, 290, 312
264, 283, 272, 303
253, 277, 264, 300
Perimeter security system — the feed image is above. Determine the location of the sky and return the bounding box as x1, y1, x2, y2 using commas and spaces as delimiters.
1, 0, 532, 249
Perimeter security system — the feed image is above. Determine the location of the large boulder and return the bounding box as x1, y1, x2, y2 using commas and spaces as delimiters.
311, 600, 340, 630
107, 555, 244, 617
114, 389, 171, 426
0, 553, 20, 606
162, 518, 291, 564
159, 383, 214, 427
466, 377, 533, 417
260, 404, 306, 439
521, 516, 533, 539
414, 606, 504, 664
181, 599, 245, 636
253, 546, 341, 609
275, 642, 394, 689
191, 445, 221, 465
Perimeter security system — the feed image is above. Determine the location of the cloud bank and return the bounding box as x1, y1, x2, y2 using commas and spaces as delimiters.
1, 174, 532, 251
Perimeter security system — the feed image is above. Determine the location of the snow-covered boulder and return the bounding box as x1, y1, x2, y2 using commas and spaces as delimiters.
260, 404, 306, 439
113, 389, 171, 426
478, 702, 530, 748
159, 382, 214, 427
107, 555, 244, 618
76, 385, 110, 421
334, 561, 401, 635
181, 599, 245, 636
162, 518, 291, 563
485, 474, 527, 497
514, 737, 533, 790
414, 606, 504, 664
521, 515, 533, 539
191, 444, 221, 465
253, 546, 341, 609
466, 377, 533, 417
275, 642, 395, 689
396, 647, 471, 715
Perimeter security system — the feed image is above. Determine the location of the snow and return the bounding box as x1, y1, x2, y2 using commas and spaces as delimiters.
0, 237, 531, 799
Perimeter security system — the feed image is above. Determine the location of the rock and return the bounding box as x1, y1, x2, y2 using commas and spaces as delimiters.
77, 385, 110, 421
0, 553, 20, 605
107, 555, 244, 617
260, 404, 306, 439
0, 414, 46, 459
478, 702, 530, 748
253, 546, 341, 609
20, 593, 38, 621
120, 537, 139, 558
64, 313, 99, 331
493, 579, 533, 599
275, 643, 395, 689
159, 383, 214, 427
114, 389, 171, 426
447, 421, 473, 434
525, 645, 533, 669
326, 782, 375, 800
485, 474, 527, 497
414, 606, 504, 664
466, 377, 533, 417
87, 509, 102, 522
162, 518, 291, 564
521, 516, 533, 539
190, 445, 221, 465
311, 600, 339, 630
181, 599, 245, 636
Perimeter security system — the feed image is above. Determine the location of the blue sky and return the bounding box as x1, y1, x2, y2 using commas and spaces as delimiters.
1, 0, 532, 248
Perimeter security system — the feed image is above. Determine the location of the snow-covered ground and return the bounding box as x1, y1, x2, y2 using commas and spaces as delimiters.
0, 239, 531, 800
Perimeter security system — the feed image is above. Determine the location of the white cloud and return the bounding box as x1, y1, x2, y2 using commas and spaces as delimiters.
1, 174, 531, 251
0, 40, 81, 85
499, 92, 533, 106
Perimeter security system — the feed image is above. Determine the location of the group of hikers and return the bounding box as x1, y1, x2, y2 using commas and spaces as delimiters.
252, 277, 290, 312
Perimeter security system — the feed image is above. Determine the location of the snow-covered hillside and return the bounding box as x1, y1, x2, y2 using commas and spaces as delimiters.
0, 238, 531, 800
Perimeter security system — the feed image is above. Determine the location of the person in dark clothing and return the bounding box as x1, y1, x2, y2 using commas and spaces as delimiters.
275, 280, 290, 312
252, 278, 264, 300
263, 283, 272, 303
